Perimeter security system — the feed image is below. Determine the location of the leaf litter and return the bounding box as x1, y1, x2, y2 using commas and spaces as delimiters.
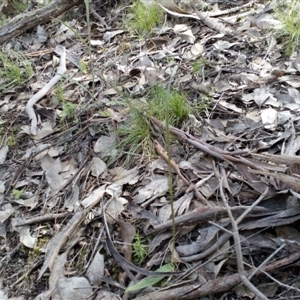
1, 0, 300, 299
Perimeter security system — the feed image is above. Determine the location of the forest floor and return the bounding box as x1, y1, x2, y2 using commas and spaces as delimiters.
1, 0, 300, 299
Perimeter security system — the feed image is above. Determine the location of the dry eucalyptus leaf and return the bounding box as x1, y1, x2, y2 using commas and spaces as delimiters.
103, 30, 124, 41
134, 177, 169, 204
12, 224, 36, 249
0, 146, 8, 163
105, 197, 126, 223
144, 67, 158, 86
253, 87, 272, 107
261, 108, 278, 130
41, 154, 64, 191
0, 202, 14, 224
174, 24, 195, 44
94, 133, 117, 158
90, 157, 107, 177
213, 40, 237, 50
86, 252, 104, 286
49, 251, 68, 290
21, 121, 54, 140
13, 195, 38, 210
0, 291, 8, 300
52, 277, 92, 300
37, 25, 48, 43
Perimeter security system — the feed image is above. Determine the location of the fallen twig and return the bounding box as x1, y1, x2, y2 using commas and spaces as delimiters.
218, 173, 268, 300
14, 212, 70, 227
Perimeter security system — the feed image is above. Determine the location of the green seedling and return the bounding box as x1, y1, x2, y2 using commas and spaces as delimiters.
61, 102, 77, 120
80, 60, 88, 74
4, 126, 20, 147
132, 232, 148, 265
27, 236, 49, 262
192, 58, 209, 74
273, 0, 300, 56
55, 83, 77, 122
151, 86, 191, 126
6, 135, 18, 147
128, 0, 164, 34
0, 15, 6, 26
12, 189, 23, 199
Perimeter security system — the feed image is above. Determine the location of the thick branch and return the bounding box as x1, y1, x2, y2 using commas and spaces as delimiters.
0, 0, 84, 45
133, 252, 300, 300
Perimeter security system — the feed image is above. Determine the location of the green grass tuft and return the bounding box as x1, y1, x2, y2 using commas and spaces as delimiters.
0, 49, 33, 90
129, 0, 164, 34
273, 0, 300, 56
132, 232, 148, 265
117, 86, 193, 162
55, 83, 77, 122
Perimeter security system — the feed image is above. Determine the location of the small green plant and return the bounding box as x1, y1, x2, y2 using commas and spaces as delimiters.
129, 0, 163, 34
5, 126, 20, 147
117, 103, 153, 160
9, 0, 27, 13
61, 102, 77, 120
132, 232, 148, 265
192, 58, 209, 74
6, 135, 17, 147
0, 122, 21, 147
117, 86, 191, 161
27, 237, 49, 262
0, 15, 6, 27
55, 84, 77, 121
80, 60, 88, 74
0, 49, 33, 90
273, 0, 300, 56
12, 189, 23, 199
55, 83, 65, 103
168, 90, 190, 125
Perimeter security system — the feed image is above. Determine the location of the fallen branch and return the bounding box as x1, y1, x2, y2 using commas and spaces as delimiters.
133, 251, 300, 300
0, 0, 84, 45
157, 0, 234, 35
149, 205, 269, 234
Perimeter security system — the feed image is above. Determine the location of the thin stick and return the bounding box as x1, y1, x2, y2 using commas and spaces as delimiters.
219, 176, 269, 300
165, 65, 178, 262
